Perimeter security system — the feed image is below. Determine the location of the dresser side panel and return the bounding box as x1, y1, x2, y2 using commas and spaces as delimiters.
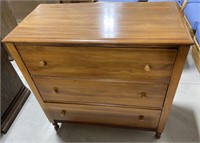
156, 45, 190, 134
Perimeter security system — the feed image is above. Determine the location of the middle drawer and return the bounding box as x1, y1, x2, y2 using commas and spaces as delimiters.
34, 77, 168, 109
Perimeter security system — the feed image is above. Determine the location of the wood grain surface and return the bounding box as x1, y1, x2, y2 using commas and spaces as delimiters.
192, 45, 200, 72
44, 102, 161, 129
16, 45, 177, 83
2, 2, 193, 137
34, 77, 168, 109
156, 46, 190, 135
3, 2, 193, 45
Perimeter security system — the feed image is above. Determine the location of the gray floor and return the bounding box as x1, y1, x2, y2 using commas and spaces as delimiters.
0, 49, 200, 143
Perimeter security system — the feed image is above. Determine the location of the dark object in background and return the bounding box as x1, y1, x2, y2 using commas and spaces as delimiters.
1, 0, 31, 134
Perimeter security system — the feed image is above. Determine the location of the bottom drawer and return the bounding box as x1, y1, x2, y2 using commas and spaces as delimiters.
44, 103, 161, 130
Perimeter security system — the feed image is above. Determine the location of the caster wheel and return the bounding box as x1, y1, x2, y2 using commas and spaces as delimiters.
53, 122, 59, 131
155, 133, 161, 139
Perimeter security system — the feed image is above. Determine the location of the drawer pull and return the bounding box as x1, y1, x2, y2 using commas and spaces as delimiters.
141, 92, 147, 98
60, 110, 66, 117
52, 87, 59, 94
138, 115, 144, 121
39, 61, 47, 67
144, 64, 151, 72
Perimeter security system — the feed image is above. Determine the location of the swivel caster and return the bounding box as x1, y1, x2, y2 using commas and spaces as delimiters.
155, 132, 161, 139
53, 122, 60, 131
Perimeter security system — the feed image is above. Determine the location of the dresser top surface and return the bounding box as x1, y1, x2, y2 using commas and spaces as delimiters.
3, 2, 193, 45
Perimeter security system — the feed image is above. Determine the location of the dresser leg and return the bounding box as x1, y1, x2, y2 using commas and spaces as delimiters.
53, 122, 59, 131
155, 132, 161, 139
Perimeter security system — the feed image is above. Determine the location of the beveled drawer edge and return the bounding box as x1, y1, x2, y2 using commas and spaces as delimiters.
14, 42, 179, 49
44, 100, 164, 110
32, 75, 172, 84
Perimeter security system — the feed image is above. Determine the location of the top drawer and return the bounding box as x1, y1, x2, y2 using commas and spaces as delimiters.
17, 45, 177, 83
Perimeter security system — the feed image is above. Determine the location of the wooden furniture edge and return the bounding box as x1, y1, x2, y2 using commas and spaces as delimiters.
193, 35, 200, 51
192, 45, 200, 72
183, 15, 194, 37
176, 4, 193, 43
55, 120, 157, 131
1, 85, 30, 133
156, 45, 190, 138
181, 0, 188, 12
4, 43, 53, 122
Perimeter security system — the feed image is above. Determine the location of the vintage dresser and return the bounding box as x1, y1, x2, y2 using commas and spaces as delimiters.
3, 2, 193, 138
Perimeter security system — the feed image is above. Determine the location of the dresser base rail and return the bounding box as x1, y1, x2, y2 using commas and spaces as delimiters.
52, 120, 161, 138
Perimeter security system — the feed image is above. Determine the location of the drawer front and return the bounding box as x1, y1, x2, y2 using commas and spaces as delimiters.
34, 77, 167, 109
44, 103, 161, 130
17, 46, 177, 83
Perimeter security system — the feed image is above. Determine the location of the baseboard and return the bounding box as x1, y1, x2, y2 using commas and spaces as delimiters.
1, 85, 31, 134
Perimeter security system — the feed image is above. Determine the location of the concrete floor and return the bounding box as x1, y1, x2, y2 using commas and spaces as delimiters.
0, 49, 200, 143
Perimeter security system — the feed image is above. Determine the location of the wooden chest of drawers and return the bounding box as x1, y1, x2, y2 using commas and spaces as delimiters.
3, 2, 193, 138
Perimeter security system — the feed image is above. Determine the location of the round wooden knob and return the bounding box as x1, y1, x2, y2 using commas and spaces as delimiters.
138, 115, 144, 121
52, 87, 59, 94
144, 64, 151, 72
39, 61, 47, 67
60, 110, 66, 117
141, 92, 147, 98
